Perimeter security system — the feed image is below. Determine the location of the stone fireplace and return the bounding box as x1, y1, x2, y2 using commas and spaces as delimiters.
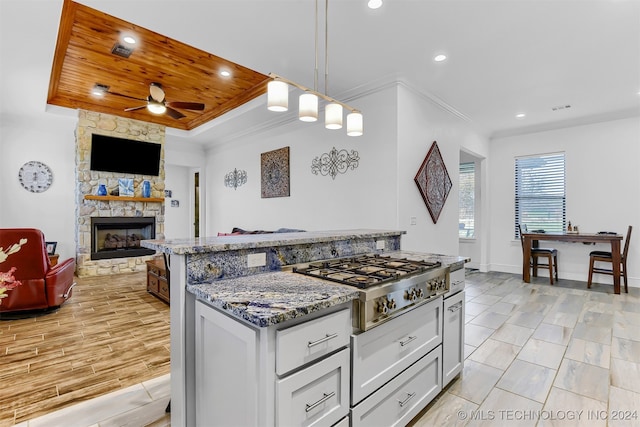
75, 110, 165, 277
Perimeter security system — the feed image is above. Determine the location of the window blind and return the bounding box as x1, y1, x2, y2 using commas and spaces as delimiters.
515, 153, 566, 237
459, 162, 475, 238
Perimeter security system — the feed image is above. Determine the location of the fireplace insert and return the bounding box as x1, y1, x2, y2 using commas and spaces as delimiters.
91, 217, 156, 260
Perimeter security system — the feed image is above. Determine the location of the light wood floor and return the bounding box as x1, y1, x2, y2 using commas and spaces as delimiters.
0, 271, 170, 426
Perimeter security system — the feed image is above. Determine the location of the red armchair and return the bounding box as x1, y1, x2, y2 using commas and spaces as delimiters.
0, 228, 75, 314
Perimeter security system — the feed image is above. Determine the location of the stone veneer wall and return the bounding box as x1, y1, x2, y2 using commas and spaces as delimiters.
75, 110, 165, 277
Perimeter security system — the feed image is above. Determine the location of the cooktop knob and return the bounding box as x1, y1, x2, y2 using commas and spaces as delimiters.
388, 298, 396, 309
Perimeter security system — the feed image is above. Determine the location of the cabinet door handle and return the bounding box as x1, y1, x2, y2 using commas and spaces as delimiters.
308, 333, 338, 348
448, 302, 463, 312
305, 391, 336, 412
398, 392, 416, 408
399, 335, 417, 347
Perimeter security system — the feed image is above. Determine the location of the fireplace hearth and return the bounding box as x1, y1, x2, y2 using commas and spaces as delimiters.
91, 217, 156, 260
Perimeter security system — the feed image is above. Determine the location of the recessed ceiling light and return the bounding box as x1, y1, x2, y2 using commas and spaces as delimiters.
92, 83, 109, 96
434, 54, 447, 62
368, 0, 382, 9
515, 113, 526, 119
122, 35, 136, 45
220, 70, 231, 77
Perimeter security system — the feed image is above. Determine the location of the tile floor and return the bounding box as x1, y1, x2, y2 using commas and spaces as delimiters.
14, 271, 640, 427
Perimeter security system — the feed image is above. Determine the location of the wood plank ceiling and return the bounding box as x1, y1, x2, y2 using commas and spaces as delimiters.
47, 0, 271, 131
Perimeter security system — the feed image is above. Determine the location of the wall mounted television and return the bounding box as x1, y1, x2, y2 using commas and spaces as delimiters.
90, 134, 161, 176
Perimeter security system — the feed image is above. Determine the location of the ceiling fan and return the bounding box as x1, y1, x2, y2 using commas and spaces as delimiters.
105, 82, 205, 119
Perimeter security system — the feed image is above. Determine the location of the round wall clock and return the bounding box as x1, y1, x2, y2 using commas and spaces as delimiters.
18, 161, 53, 193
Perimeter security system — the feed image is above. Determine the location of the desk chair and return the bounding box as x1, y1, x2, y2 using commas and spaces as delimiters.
518, 224, 558, 285
588, 225, 632, 293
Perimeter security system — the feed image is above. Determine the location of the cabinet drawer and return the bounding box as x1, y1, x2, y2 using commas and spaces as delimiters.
351, 347, 442, 427
147, 275, 159, 293
277, 348, 350, 427
351, 296, 442, 404
158, 278, 170, 300
276, 308, 350, 375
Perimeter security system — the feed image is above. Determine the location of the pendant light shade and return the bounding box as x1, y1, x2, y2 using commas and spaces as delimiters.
299, 93, 318, 122
347, 112, 363, 136
325, 103, 343, 129
267, 80, 288, 112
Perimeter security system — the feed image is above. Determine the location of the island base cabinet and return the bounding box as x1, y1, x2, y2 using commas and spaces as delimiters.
443, 290, 465, 386
276, 348, 350, 427
351, 347, 442, 427
195, 301, 260, 427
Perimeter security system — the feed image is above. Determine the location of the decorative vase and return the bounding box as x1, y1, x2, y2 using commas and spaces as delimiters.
142, 180, 151, 198
97, 184, 107, 196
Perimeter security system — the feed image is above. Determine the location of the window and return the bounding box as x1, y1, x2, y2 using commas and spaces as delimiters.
515, 153, 566, 237
459, 162, 475, 238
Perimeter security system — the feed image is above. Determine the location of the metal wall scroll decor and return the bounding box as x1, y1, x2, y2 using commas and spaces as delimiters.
261, 146, 290, 198
311, 147, 360, 180
414, 141, 452, 224
224, 168, 247, 190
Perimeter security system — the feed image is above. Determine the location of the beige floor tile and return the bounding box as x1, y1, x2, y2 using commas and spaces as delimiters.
466, 388, 542, 427
470, 294, 503, 306
543, 311, 579, 328
487, 301, 518, 316
465, 323, 495, 347
470, 311, 510, 330
572, 322, 612, 345
496, 359, 556, 403
532, 323, 573, 346
490, 323, 534, 347
611, 337, 640, 363
564, 338, 610, 368
410, 391, 478, 427
608, 386, 640, 427
517, 338, 566, 369
507, 311, 545, 329
465, 344, 477, 359
554, 359, 609, 402
610, 358, 640, 394
578, 311, 614, 328
468, 338, 520, 370
447, 360, 504, 405
466, 302, 491, 317
538, 387, 607, 427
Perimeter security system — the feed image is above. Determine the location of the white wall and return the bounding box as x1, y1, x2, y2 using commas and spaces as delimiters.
164, 164, 191, 239
488, 116, 640, 286
206, 86, 400, 234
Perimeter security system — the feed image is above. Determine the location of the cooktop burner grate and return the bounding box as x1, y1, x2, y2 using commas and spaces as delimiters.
293, 254, 442, 288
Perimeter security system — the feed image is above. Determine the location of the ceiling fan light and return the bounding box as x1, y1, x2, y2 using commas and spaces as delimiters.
347, 112, 363, 136
147, 102, 167, 115
267, 80, 288, 112
299, 93, 318, 122
325, 103, 343, 129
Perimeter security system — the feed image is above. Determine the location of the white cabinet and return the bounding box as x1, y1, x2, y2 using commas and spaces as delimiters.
195, 300, 351, 427
351, 347, 442, 427
277, 349, 350, 426
443, 290, 465, 386
351, 296, 442, 405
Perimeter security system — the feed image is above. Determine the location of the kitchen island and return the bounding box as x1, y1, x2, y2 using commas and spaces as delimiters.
142, 230, 468, 426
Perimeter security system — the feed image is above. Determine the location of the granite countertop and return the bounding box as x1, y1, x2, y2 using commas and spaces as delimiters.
188, 271, 360, 328
188, 250, 470, 328
142, 229, 405, 255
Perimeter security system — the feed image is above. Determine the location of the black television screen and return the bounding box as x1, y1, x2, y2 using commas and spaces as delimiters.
90, 134, 161, 176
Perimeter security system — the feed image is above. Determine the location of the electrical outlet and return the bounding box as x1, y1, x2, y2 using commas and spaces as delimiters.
410, 216, 417, 225
376, 240, 385, 250
247, 253, 266, 268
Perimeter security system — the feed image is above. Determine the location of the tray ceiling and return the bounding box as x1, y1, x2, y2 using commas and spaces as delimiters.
47, 0, 271, 131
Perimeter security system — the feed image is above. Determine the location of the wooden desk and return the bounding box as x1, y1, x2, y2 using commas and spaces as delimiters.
522, 232, 624, 294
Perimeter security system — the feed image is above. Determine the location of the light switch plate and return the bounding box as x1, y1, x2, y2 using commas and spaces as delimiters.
247, 253, 267, 267
376, 240, 385, 250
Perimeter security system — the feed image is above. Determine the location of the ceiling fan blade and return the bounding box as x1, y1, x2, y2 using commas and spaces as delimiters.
165, 107, 186, 119
167, 101, 205, 111
107, 91, 147, 102
149, 83, 165, 103
124, 105, 148, 112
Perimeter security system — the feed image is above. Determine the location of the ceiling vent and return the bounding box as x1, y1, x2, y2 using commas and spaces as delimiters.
111, 43, 134, 58
552, 104, 571, 111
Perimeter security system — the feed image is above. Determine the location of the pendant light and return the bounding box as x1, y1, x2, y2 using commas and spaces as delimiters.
267, 80, 288, 112
266, 0, 362, 136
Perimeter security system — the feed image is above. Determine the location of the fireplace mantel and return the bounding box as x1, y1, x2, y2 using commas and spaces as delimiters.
84, 195, 164, 203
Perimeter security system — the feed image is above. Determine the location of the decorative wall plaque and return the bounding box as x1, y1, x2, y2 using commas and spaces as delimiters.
311, 147, 360, 180
261, 146, 290, 198
414, 141, 452, 224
